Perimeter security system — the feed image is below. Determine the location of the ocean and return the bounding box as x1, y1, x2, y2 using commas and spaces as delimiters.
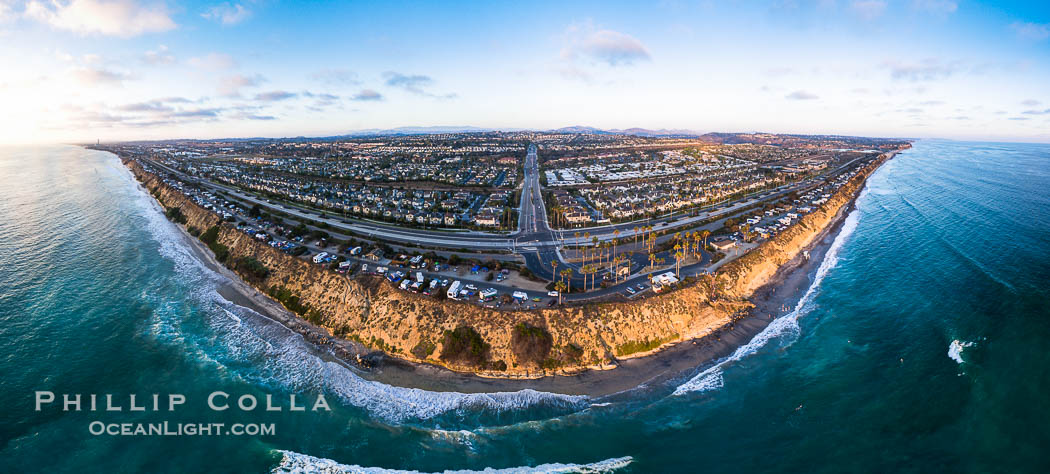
1, 140, 1048, 472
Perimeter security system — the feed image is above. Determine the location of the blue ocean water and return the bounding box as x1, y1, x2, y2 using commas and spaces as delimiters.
0, 140, 1048, 472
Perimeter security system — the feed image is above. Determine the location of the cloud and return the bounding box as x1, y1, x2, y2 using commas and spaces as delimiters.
1022, 108, 1050, 115
311, 68, 360, 85
562, 25, 651, 67
383, 72, 456, 98
575, 29, 651, 66
253, 90, 297, 101
235, 113, 275, 120
851, 0, 887, 20
142, 44, 174, 65
884, 58, 960, 81
72, 66, 132, 85
1, 1, 16, 21
764, 66, 795, 77
786, 90, 819, 100
172, 107, 222, 118
24, 0, 175, 37
202, 2, 250, 25
300, 90, 341, 107
1011, 22, 1050, 41
351, 89, 382, 101
1008, 117, 1030, 121
115, 97, 193, 113
188, 52, 237, 70
218, 73, 264, 97
1021, 99, 1041, 106
383, 72, 432, 93
911, 0, 957, 14
117, 101, 173, 113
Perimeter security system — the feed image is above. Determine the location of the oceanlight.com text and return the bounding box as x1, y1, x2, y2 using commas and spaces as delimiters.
88, 421, 275, 436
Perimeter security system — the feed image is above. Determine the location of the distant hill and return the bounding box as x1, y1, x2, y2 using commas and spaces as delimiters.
340, 126, 520, 136
551, 126, 702, 137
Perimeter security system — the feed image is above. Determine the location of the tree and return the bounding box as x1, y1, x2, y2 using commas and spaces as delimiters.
554, 281, 566, 305
674, 246, 684, 278
550, 259, 558, 284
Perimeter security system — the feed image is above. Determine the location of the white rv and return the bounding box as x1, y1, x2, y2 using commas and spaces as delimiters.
447, 280, 462, 299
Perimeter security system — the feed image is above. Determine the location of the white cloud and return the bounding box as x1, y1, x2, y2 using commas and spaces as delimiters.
383, 72, 456, 99
351, 89, 382, 101
253, 90, 297, 101
851, 0, 887, 21
0, 1, 16, 22
218, 73, 264, 97
562, 25, 651, 67
1011, 22, 1050, 41
188, 52, 237, 70
24, 0, 175, 37
71, 66, 132, 85
786, 90, 819, 100
142, 44, 174, 65
884, 58, 961, 81
202, 2, 250, 25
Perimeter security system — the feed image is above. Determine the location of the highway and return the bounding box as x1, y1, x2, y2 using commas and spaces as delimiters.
143, 146, 877, 287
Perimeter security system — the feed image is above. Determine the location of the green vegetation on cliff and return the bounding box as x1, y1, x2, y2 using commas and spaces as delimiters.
615, 333, 679, 357
510, 323, 553, 366
234, 256, 270, 282
200, 225, 230, 263
164, 206, 187, 224
267, 285, 323, 325
439, 326, 490, 367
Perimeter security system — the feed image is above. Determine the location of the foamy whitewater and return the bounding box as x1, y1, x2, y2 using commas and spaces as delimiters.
4, 140, 1050, 472
673, 195, 862, 396
130, 165, 588, 425
271, 450, 634, 474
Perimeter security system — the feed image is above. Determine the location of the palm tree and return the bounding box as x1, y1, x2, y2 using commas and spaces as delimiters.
550, 259, 558, 284
562, 268, 573, 293
701, 230, 711, 251
633, 226, 640, 246
583, 232, 590, 260
674, 247, 684, 278
574, 231, 581, 257
554, 281, 566, 305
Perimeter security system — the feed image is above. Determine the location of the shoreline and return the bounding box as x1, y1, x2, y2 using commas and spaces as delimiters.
127, 151, 888, 398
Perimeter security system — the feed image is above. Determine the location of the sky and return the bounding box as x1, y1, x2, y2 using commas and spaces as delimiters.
0, 0, 1048, 144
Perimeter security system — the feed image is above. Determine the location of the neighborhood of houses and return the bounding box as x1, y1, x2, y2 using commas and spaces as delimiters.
112, 131, 898, 311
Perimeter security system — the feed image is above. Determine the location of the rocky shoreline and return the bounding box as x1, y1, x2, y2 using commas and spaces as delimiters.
117, 149, 896, 393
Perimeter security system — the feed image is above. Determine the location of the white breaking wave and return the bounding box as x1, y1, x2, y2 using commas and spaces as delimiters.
674, 197, 864, 396
948, 340, 974, 364
271, 450, 633, 474
123, 165, 588, 423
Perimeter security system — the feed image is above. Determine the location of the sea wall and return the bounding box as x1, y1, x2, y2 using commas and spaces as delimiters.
124, 153, 887, 377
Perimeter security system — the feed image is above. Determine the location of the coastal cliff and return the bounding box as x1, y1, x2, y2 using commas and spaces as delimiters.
124, 153, 889, 377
